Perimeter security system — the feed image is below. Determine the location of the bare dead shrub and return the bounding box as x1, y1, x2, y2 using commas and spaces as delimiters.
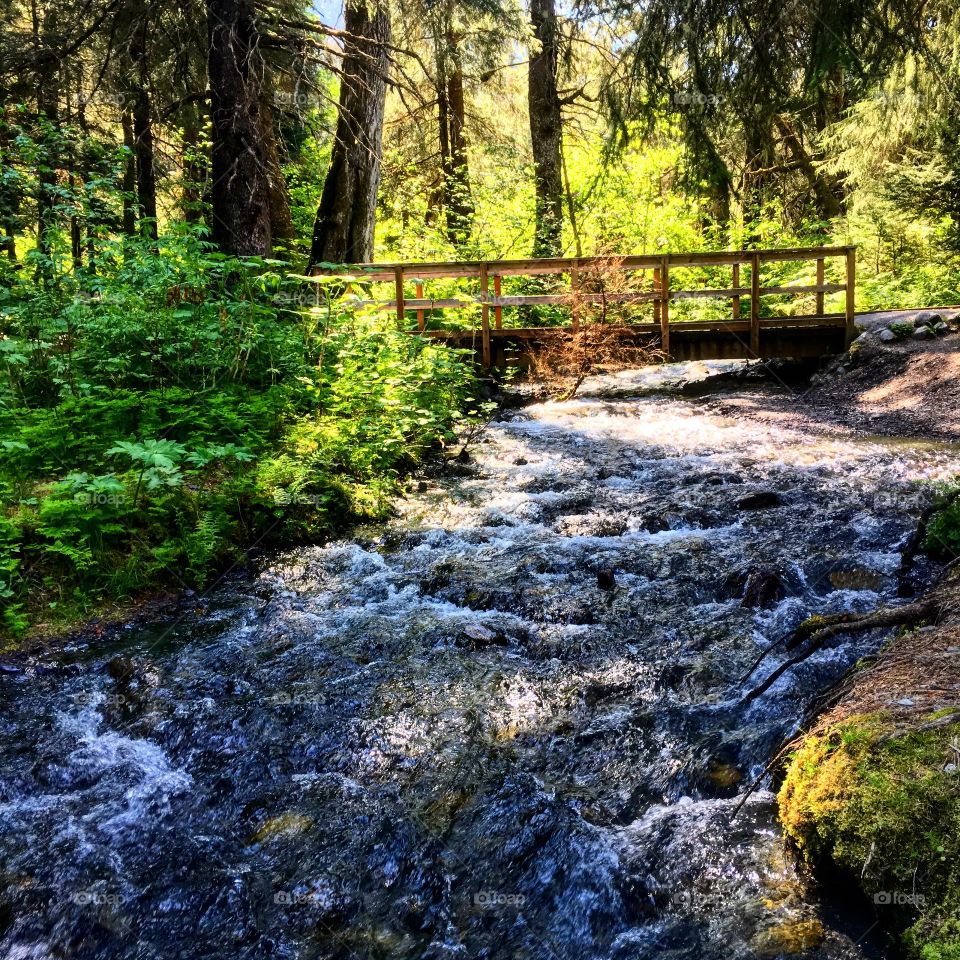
526, 254, 664, 400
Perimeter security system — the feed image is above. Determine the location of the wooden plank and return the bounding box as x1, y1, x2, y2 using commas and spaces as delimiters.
732, 262, 741, 320
306, 246, 852, 282
570, 262, 580, 332
653, 267, 662, 326
409, 315, 846, 341
394, 266, 405, 327
493, 274, 502, 330
660, 255, 670, 356
480, 263, 491, 368
671, 287, 752, 300
750, 252, 760, 356
415, 281, 425, 331
845, 247, 857, 344
365, 297, 477, 311
761, 283, 845, 296
816, 258, 825, 316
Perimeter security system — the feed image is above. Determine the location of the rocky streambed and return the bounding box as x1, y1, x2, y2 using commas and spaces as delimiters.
1, 361, 957, 959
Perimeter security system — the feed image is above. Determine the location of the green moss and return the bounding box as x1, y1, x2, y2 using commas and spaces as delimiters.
890, 321, 916, 340
779, 712, 960, 958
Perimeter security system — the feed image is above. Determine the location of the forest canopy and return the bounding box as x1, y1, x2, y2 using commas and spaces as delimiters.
1, 0, 959, 284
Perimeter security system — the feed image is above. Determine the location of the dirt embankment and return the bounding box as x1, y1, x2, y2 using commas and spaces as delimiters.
775, 309, 960, 960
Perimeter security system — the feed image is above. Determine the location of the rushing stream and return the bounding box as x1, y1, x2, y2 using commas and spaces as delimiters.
2, 362, 959, 960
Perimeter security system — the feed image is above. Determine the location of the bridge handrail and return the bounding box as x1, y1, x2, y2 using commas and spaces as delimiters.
307, 245, 857, 367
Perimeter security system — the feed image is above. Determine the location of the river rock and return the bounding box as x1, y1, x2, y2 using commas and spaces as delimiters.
106, 655, 135, 681
914, 311, 936, 327
878, 328, 896, 343
741, 568, 786, 609
596, 569, 617, 591
457, 623, 508, 649
934, 321, 951, 335
913, 325, 934, 340
737, 490, 784, 510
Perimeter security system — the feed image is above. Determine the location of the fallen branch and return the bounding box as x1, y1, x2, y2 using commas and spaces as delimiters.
740, 598, 939, 706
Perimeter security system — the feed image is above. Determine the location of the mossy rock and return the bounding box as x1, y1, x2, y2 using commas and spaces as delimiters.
249, 811, 314, 844
751, 918, 825, 957
779, 712, 960, 959
890, 321, 917, 340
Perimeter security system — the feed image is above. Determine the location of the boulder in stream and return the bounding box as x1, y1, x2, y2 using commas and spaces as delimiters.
737, 490, 785, 510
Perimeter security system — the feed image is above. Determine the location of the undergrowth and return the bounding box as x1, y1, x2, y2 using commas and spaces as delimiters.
0, 228, 481, 638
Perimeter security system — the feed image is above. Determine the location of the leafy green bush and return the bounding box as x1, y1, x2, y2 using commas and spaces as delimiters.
925, 486, 960, 561
0, 228, 478, 636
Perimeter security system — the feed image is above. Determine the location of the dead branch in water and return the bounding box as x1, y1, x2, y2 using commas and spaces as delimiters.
740, 598, 942, 707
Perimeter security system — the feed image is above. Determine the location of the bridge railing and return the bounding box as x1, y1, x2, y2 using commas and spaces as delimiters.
308, 245, 856, 367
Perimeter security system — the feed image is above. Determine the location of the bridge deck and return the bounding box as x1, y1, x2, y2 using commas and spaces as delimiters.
307, 246, 857, 367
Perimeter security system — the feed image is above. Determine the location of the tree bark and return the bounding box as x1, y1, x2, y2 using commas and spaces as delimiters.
121, 109, 137, 236
308, 0, 390, 266
259, 90, 295, 247
207, 0, 272, 256
130, 14, 157, 239
442, 36, 473, 246
527, 0, 564, 257
774, 114, 843, 221
132, 86, 158, 237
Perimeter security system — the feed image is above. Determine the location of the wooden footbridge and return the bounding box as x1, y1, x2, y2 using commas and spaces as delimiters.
309, 245, 857, 368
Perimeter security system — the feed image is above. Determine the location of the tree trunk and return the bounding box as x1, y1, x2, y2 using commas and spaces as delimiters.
132, 86, 158, 237
743, 113, 774, 240
33, 0, 56, 262
207, 0, 272, 256
0, 131, 19, 261
121, 109, 137, 236
442, 37, 473, 246
774, 115, 843, 221
308, 0, 390, 266
260, 90, 295, 247
527, 0, 564, 257
130, 16, 157, 239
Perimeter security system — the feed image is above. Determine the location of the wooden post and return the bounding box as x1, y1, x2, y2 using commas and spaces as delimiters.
845, 247, 857, 345
815, 257, 825, 317
750, 252, 761, 357
479, 263, 491, 368
732, 262, 741, 320
394, 266, 405, 328
415, 280, 425, 331
653, 267, 662, 326
659, 255, 670, 357
493, 274, 502, 330
570, 262, 580, 332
